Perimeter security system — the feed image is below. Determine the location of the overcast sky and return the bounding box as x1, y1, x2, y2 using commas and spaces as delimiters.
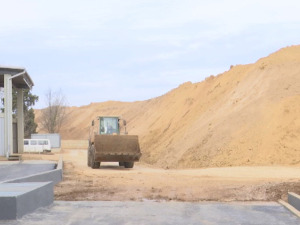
0, 0, 299, 108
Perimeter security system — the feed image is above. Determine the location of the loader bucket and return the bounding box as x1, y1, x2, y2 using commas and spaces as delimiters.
94, 135, 141, 162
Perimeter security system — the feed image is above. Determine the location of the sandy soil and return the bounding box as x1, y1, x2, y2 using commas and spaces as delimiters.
35, 45, 300, 169
23, 149, 300, 202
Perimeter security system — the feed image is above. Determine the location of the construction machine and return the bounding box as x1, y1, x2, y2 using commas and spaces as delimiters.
88, 116, 141, 169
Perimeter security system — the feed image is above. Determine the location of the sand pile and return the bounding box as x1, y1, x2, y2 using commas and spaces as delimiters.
35, 45, 300, 168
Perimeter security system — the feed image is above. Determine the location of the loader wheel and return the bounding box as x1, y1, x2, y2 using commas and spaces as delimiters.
91, 161, 100, 169
87, 145, 92, 167
119, 162, 125, 167
91, 152, 100, 169
90, 146, 100, 169
124, 162, 134, 168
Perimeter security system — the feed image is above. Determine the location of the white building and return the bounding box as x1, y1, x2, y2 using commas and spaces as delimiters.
0, 66, 34, 157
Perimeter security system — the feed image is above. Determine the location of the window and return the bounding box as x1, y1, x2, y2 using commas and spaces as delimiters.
38, 140, 49, 145
100, 117, 119, 134
31, 140, 37, 145
24, 140, 29, 145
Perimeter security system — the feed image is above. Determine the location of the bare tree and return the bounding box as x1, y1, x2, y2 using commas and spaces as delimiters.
41, 89, 68, 133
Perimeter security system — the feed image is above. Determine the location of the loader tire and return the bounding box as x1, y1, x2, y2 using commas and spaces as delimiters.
90, 145, 100, 169
87, 145, 92, 167
124, 162, 134, 168
91, 161, 100, 169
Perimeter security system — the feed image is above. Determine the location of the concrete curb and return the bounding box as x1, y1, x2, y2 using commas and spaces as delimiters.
0, 159, 63, 220
3, 158, 63, 185
288, 192, 300, 212
278, 200, 300, 218
0, 182, 54, 220
57, 156, 63, 171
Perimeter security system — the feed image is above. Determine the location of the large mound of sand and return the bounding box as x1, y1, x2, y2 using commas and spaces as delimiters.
35, 45, 300, 168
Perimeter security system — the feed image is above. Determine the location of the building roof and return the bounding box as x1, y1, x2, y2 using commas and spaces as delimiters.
0, 66, 34, 89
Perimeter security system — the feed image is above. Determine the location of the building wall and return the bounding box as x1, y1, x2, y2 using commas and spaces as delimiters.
0, 116, 18, 155
0, 114, 4, 156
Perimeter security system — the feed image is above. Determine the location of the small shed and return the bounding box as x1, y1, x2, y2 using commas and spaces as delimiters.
31, 133, 61, 148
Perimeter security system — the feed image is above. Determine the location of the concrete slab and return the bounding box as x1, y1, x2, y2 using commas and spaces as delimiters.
279, 199, 300, 218
2, 201, 300, 225
0, 182, 53, 220
0, 160, 63, 185
0, 161, 56, 183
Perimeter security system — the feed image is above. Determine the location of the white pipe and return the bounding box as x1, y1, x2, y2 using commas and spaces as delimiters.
8, 70, 32, 89
8, 71, 26, 80
23, 77, 32, 89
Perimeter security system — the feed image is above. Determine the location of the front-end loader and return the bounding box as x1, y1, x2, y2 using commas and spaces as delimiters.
88, 116, 141, 169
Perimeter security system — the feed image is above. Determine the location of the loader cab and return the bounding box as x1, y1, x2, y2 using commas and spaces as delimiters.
99, 116, 120, 135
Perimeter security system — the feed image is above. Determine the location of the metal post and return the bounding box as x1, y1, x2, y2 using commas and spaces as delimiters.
17, 88, 24, 153
4, 74, 13, 158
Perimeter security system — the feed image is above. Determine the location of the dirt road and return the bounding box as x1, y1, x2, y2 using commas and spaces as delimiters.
23, 149, 300, 202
